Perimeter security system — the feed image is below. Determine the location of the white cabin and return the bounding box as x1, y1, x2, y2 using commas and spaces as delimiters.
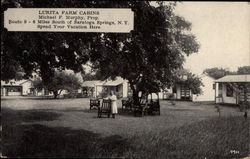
192, 74, 215, 102
215, 75, 250, 105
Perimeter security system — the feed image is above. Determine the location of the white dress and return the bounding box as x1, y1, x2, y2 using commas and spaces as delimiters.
109, 95, 118, 114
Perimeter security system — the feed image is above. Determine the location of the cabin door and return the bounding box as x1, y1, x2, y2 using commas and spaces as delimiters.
180, 84, 190, 100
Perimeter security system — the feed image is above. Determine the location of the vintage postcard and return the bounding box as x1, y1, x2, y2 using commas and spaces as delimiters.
1, 1, 250, 159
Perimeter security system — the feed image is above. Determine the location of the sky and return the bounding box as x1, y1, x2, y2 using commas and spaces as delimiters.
82, 2, 249, 76
174, 2, 250, 74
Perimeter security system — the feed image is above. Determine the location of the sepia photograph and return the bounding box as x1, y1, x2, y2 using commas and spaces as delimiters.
1, 1, 250, 159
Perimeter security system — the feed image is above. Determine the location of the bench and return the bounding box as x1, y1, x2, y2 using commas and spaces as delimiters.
148, 100, 160, 115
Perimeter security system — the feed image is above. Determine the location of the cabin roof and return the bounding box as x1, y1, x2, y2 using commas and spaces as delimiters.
81, 77, 126, 87
1, 79, 32, 86
215, 75, 250, 83
81, 80, 102, 87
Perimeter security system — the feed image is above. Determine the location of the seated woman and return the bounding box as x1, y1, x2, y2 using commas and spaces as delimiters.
109, 91, 118, 118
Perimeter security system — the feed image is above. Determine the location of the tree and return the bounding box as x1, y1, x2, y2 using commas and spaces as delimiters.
237, 66, 250, 75
2, 1, 200, 104
173, 69, 203, 94
203, 67, 234, 79
1, 0, 97, 84
204, 66, 250, 79
81, 70, 103, 81
1, 59, 25, 81
88, 3, 200, 104
33, 71, 81, 99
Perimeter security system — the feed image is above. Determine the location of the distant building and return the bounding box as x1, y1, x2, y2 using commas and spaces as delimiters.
1, 79, 34, 96
215, 75, 250, 105
81, 77, 130, 98
192, 73, 216, 102
148, 92, 164, 100
173, 83, 193, 101
81, 80, 103, 98
1, 79, 62, 97
1, 77, 93, 98
163, 75, 193, 101
163, 74, 217, 102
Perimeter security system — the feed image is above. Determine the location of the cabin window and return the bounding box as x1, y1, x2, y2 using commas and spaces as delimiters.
226, 85, 233, 97
213, 84, 215, 90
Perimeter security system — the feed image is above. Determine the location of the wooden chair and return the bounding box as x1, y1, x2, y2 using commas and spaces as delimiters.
98, 99, 111, 118
90, 99, 100, 109
148, 100, 160, 115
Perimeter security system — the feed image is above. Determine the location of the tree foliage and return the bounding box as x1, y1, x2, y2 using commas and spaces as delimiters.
2, 1, 200, 103
203, 67, 234, 79
81, 70, 103, 81
204, 66, 250, 80
237, 66, 250, 75
87, 2, 200, 103
174, 69, 203, 94
33, 71, 81, 98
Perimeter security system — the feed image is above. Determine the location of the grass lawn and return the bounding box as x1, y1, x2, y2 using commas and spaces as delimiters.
1, 97, 249, 158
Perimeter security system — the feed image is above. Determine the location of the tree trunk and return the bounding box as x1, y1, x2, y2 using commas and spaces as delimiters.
130, 83, 140, 105
132, 90, 140, 105
53, 91, 58, 99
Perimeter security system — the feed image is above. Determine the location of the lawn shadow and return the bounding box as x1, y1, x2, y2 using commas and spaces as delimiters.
2, 108, 132, 158
23, 111, 61, 122
2, 123, 132, 158
2, 108, 61, 124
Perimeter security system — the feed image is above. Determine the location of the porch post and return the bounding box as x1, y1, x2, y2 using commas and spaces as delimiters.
215, 82, 217, 103
235, 82, 238, 105
3, 87, 6, 96
95, 85, 97, 98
